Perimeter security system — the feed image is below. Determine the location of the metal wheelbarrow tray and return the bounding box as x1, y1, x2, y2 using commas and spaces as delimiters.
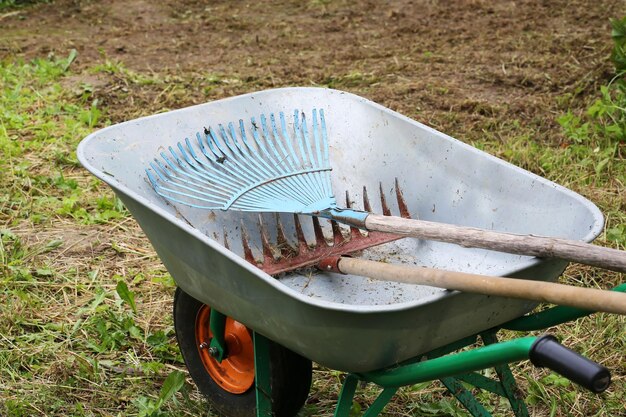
78, 88, 625, 417
77, 87, 604, 373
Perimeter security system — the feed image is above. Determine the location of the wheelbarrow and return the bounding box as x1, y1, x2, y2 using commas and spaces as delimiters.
77, 88, 624, 417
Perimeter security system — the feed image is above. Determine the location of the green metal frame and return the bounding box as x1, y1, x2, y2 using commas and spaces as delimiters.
254, 332, 273, 417
207, 312, 274, 416
333, 334, 535, 417
244, 284, 626, 417
208, 309, 227, 362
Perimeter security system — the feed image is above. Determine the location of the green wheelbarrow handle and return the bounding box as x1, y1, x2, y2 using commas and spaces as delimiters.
362, 335, 610, 394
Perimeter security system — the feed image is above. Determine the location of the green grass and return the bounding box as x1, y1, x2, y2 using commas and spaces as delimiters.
0, 19, 625, 417
0, 52, 207, 416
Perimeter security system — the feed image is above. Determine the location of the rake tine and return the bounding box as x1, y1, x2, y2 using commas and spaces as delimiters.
240, 221, 256, 264
394, 178, 411, 219
297, 110, 324, 201
275, 112, 302, 166
257, 215, 275, 262
205, 128, 226, 159
311, 217, 328, 248
265, 113, 320, 205
312, 109, 329, 198
201, 129, 259, 188
179, 138, 243, 192
318, 109, 333, 200
278, 112, 317, 203
379, 182, 391, 216
293, 110, 313, 169
293, 214, 309, 254
363, 186, 373, 213
275, 213, 296, 257
210, 123, 311, 210
292, 110, 324, 201
221, 121, 303, 206
158, 150, 230, 194
227, 122, 246, 154
247, 117, 314, 207
147, 161, 230, 208
259, 114, 292, 170
345, 190, 362, 239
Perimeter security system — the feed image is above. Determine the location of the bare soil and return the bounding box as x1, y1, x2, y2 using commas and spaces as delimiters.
2, 0, 622, 138
2, 1, 624, 415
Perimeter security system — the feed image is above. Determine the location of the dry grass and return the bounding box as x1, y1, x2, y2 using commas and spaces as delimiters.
1, 1, 624, 416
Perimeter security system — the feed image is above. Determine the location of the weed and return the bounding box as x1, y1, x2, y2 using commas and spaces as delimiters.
133, 371, 187, 417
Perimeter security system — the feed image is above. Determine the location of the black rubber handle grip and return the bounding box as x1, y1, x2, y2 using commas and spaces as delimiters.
529, 335, 611, 393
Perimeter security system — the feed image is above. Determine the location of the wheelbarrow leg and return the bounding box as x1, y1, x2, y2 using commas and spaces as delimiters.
334, 375, 398, 417
361, 387, 398, 417
440, 376, 492, 416
481, 332, 529, 417
438, 331, 530, 417
334, 374, 359, 417
253, 332, 273, 417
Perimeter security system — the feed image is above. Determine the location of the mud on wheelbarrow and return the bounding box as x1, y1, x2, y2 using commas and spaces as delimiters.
77, 88, 624, 417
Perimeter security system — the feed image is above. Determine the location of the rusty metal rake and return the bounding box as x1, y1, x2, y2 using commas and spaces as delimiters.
233, 181, 410, 275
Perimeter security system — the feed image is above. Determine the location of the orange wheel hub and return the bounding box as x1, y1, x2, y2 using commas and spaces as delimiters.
195, 305, 255, 394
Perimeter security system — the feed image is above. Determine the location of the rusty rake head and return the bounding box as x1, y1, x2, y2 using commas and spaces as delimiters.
225, 180, 412, 275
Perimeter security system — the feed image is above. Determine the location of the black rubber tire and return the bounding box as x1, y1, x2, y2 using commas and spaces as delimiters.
174, 287, 312, 417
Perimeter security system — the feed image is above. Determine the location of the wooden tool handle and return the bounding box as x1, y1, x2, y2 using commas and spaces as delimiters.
365, 214, 626, 273
331, 257, 626, 315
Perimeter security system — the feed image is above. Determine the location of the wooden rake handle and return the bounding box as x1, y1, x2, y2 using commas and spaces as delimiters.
364, 214, 626, 273
320, 256, 626, 315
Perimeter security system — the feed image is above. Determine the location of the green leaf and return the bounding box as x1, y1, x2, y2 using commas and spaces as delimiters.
595, 157, 610, 175
607, 225, 626, 244
146, 330, 168, 347
158, 370, 186, 405
0, 229, 16, 239
542, 372, 571, 387
43, 239, 63, 252
63, 49, 78, 72
35, 268, 54, 277
115, 281, 137, 313
611, 17, 626, 41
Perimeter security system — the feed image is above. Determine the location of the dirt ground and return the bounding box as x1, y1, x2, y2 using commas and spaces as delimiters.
1, 1, 625, 416
2, 0, 622, 138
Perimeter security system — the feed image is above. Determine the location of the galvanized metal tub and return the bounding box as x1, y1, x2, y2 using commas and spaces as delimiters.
77, 87, 603, 372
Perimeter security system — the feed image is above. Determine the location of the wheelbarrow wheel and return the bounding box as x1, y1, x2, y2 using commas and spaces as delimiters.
174, 287, 312, 417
